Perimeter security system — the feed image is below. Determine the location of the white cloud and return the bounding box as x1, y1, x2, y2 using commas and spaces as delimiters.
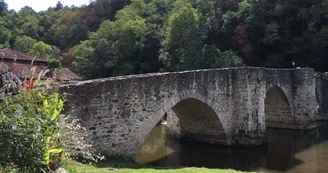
6, 0, 91, 12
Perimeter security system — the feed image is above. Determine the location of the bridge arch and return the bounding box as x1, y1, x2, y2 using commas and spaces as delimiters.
264, 85, 292, 128
134, 96, 228, 156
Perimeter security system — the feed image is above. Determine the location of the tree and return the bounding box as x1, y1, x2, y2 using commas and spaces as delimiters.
56, 1, 63, 11
232, 25, 254, 64
72, 40, 96, 78
160, 4, 203, 71
0, 0, 7, 16
216, 50, 243, 68
30, 41, 53, 58
47, 58, 62, 69
200, 44, 243, 68
92, 0, 131, 22
13, 36, 37, 53
1, 0, 328, 79
0, 26, 11, 47
11, 6, 43, 39
61, 46, 78, 66
73, 16, 149, 79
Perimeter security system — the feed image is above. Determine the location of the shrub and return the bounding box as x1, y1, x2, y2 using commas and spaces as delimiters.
59, 116, 104, 163
47, 59, 62, 69
0, 163, 40, 173
0, 68, 65, 172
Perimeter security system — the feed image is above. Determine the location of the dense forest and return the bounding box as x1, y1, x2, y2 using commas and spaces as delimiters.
1, 0, 328, 79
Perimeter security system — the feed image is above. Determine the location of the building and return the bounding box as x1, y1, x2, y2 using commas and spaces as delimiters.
0, 48, 81, 82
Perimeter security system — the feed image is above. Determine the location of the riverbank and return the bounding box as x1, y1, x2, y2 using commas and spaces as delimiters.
63, 159, 249, 173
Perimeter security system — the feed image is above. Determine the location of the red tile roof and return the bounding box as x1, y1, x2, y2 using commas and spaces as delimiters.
0, 48, 81, 81
0, 48, 47, 63
60, 68, 82, 81
0, 61, 47, 79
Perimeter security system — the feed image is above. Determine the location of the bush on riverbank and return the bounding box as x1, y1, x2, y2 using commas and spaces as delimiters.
59, 115, 104, 162
0, 68, 104, 172
0, 68, 64, 172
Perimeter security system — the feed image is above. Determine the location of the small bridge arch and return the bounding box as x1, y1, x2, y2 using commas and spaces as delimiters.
265, 85, 292, 128
133, 95, 229, 156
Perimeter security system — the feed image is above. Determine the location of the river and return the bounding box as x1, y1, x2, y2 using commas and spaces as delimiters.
136, 124, 328, 173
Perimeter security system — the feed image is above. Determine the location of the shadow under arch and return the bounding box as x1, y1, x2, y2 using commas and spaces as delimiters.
169, 98, 227, 145
135, 97, 228, 159
265, 86, 292, 128
315, 89, 321, 119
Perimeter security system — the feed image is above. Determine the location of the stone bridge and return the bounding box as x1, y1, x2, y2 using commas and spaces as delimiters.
61, 67, 327, 158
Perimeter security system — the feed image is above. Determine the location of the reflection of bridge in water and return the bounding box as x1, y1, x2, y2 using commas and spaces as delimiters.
61, 67, 328, 158
138, 124, 328, 173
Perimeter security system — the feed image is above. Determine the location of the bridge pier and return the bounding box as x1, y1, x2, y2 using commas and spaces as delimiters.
315, 73, 328, 121
264, 69, 317, 130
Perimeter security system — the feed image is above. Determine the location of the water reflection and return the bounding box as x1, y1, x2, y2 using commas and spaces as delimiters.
135, 124, 328, 173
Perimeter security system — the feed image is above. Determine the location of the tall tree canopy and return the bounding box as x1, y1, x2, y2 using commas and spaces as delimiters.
1, 0, 328, 79
0, 1, 7, 16
161, 4, 203, 71
13, 36, 37, 53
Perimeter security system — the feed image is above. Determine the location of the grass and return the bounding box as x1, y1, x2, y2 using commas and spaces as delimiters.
63, 158, 249, 173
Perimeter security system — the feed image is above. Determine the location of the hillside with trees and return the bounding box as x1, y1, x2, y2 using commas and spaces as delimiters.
1, 0, 328, 79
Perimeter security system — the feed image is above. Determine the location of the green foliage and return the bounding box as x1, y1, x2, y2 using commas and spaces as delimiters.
47, 58, 62, 69
0, 1, 73, 50
0, 1, 8, 16
0, 163, 41, 173
0, 69, 65, 172
3, 0, 328, 79
216, 50, 243, 68
14, 36, 37, 53
0, 26, 12, 47
71, 0, 245, 78
201, 45, 243, 68
13, 36, 57, 59
73, 4, 150, 78
161, 4, 202, 71
72, 40, 96, 78
50, 45, 61, 58
43, 0, 130, 51
30, 41, 53, 58
263, 23, 280, 45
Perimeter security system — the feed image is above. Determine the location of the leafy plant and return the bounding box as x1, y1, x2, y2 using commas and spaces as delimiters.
0, 67, 65, 172
0, 163, 41, 173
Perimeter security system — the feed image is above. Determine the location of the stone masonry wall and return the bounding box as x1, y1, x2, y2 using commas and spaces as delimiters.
323, 76, 328, 120
288, 69, 317, 129
264, 68, 317, 129
316, 73, 328, 120
166, 109, 181, 137
61, 67, 317, 158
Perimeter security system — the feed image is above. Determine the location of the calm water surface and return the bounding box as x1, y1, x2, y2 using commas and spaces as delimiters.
136, 124, 328, 173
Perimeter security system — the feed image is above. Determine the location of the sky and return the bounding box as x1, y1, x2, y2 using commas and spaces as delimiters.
5, 0, 91, 12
